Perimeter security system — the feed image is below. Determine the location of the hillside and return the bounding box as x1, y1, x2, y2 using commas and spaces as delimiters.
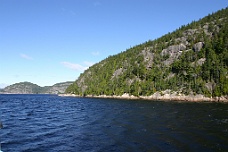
66, 8, 228, 100
0, 81, 73, 94
41, 82, 74, 94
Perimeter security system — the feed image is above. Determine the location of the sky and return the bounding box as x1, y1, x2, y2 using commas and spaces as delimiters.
0, 0, 227, 88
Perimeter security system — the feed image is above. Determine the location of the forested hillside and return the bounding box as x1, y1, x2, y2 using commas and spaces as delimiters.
66, 8, 228, 98
0, 81, 73, 94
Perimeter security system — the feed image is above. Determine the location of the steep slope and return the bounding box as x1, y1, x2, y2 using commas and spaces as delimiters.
0, 81, 73, 94
66, 8, 228, 99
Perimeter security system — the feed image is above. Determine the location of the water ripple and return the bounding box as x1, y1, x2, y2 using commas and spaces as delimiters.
0, 95, 228, 151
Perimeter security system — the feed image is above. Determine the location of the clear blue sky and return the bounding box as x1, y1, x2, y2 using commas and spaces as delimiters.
0, 0, 227, 87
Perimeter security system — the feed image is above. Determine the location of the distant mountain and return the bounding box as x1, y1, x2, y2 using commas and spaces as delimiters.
66, 7, 228, 99
1, 82, 41, 94
0, 81, 73, 94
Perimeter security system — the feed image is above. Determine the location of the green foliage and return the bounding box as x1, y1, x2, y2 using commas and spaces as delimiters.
66, 7, 228, 98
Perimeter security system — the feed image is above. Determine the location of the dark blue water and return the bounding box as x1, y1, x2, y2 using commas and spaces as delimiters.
0, 94, 228, 152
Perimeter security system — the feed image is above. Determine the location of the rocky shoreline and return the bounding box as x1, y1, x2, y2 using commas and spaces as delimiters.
59, 90, 228, 102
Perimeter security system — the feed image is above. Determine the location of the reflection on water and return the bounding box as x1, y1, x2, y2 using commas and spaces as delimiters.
0, 94, 228, 151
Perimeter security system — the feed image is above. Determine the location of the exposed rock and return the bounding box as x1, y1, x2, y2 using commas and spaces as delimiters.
196, 58, 206, 66
141, 90, 227, 102
202, 23, 213, 36
161, 43, 186, 65
77, 77, 85, 87
142, 49, 153, 61
183, 29, 197, 36
62, 91, 228, 102
175, 37, 188, 45
166, 73, 175, 80
161, 43, 186, 57
205, 82, 216, 93
112, 68, 124, 79
193, 42, 204, 52
203, 24, 209, 29
141, 49, 154, 69
190, 58, 206, 67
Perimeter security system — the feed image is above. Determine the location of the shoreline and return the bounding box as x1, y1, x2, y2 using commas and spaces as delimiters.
59, 91, 228, 103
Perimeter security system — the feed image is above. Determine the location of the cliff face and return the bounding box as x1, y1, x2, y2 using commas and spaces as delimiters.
0, 81, 73, 94
66, 8, 228, 99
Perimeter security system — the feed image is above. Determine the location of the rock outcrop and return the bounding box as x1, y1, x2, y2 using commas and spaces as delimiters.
161, 43, 186, 65
193, 42, 204, 52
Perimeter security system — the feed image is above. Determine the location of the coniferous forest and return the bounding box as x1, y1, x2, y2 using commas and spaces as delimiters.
66, 8, 228, 98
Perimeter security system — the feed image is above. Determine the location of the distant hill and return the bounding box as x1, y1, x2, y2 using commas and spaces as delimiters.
66, 7, 228, 100
0, 81, 73, 94
40, 82, 74, 94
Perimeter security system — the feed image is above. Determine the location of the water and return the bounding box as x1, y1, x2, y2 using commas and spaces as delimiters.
0, 94, 228, 152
